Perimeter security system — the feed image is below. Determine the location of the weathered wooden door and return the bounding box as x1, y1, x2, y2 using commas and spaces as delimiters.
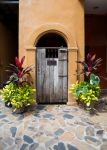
37, 48, 68, 103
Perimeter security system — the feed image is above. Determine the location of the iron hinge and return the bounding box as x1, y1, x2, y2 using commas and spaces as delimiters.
59, 59, 67, 61
59, 75, 67, 77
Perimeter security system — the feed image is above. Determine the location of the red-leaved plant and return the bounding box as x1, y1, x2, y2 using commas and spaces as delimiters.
6, 56, 34, 86
77, 53, 102, 78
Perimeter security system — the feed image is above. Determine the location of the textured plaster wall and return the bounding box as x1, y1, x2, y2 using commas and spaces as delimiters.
19, 0, 84, 103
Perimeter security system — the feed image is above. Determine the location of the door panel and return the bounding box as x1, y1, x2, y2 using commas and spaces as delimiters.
37, 48, 46, 103
58, 49, 68, 102
37, 48, 68, 103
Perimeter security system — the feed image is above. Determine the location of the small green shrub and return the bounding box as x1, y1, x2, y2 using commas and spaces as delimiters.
70, 74, 101, 108
1, 83, 36, 112
1, 83, 17, 106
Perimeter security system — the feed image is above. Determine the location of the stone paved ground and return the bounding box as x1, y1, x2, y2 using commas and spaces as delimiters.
0, 99, 107, 150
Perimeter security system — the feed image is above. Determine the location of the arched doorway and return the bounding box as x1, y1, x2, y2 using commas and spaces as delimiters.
36, 32, 68, 104
36, 32, 67, 47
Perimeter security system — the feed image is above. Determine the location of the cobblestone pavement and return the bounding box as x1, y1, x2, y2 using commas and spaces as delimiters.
0, 99, 107, 150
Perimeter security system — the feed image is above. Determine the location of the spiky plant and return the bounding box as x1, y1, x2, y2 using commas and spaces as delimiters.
6, 56, 34, 86
77, 53, 102, 78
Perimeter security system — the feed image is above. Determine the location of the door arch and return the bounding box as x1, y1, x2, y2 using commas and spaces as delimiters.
36, 32, 68, 104
36, 32, 67, 47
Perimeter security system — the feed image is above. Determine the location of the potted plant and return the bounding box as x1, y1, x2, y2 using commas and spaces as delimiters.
69, 53, 102, 112
70, 74, 101, 110
1, 56, 36, 113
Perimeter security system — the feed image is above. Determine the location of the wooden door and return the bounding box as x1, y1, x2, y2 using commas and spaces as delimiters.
37, 48, 68, 104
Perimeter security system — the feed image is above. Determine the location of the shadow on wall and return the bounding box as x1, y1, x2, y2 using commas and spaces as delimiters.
0, 22, 18, 88
85, 15, 107, 88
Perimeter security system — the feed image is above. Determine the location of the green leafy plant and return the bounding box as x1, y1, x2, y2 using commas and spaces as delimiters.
1, 83, 16, 107
1, 83, 36, 112
90, 73, 100, 85
71, 52, 102, 112
1, 56, 36, 113
70, 74, 101, 108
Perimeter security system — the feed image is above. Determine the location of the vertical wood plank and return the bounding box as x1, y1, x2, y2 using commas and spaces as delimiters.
45, 57, 50, 103
37, 48, 46, 103
49, 57, 54, 103
53, 58, 59, 102
41, 49, 46, 103
58, 50, 63, 103
62, 49, 68, 102
58, 48, 68, 103
37, 49, 42, 103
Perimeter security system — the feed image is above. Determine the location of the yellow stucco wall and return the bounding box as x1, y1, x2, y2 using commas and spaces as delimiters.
19, 0, 84, 104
